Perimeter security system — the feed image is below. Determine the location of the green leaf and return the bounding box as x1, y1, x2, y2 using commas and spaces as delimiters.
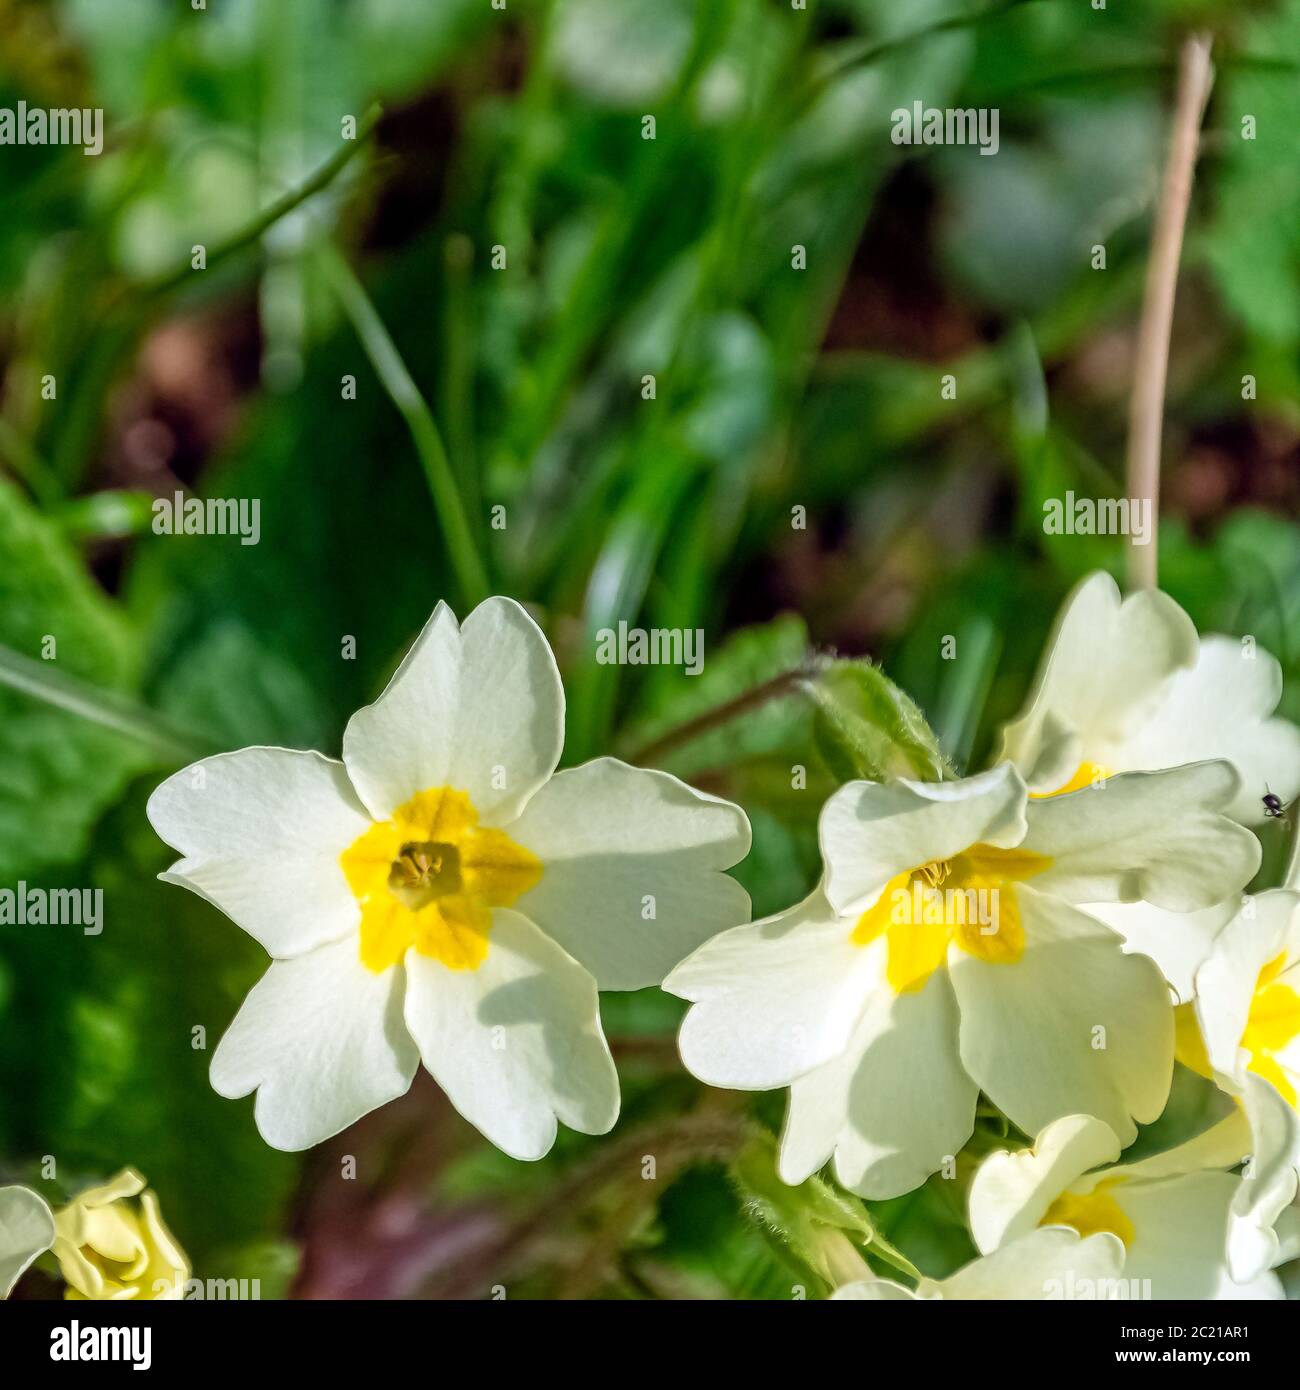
731, 804, 820, 923
1118, 1063, 1238, 1169
806, 657, 949, 783
154, 620, 330, 752
0, 783, 301, 1267
652, 1163, 806, 1300
50, 489, 156, 542
0, 478, 147, 882
1204, 0, 1300, 348
201, 1239, 301, 1299
124, 251, 461, 741
864, 1170, 978, 1281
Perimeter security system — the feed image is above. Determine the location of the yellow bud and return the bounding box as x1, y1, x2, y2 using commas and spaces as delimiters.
51, 1168, 189, 1300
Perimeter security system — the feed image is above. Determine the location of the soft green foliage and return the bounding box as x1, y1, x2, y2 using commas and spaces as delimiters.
1204, 1, 1300, 360
0, 479, 146, 883
0, 782, 300, 1271
0, 0, 1298, 1300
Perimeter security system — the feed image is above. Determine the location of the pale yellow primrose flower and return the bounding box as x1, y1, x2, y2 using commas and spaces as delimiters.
1, 1170, 188, 1300
1182, 889, 1300, 1282
968, 1113, 1285, 1300
998, 570, 1300, 1000
147, 596, 751, 1159
998, 570, 1300, 821
831, 1226, 1124, 1301
665, 761, 1258, 1200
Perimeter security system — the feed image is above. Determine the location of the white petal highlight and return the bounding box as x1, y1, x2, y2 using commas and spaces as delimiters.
1022, 763, 1259, 911
941, 1227, 1126, 1299
780, 968, 978, 1200
667, 890, 880, 1091
1228, 1073, 1300, 1283
1124, 637, 1300, 824
968, 1114, 1122, 1255
210, 934, 418, 1151
997, 572, 1198, 791
403, 909, 618, 1161
147, 748, 372, 958
819, 765, 1028, 918
868, 1228, 1126, 1300
1194, 890, 1299, 1085
1085, 897, 1237, 1003
342, 597, 564, 825
1116, 1172, 1283, 1300
0, 1186, 55, 1298
509, 758, 750, 990
951, 888, 1173, 1145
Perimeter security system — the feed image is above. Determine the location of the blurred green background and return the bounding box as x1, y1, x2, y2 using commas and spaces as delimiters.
1, 0, 1298, 1298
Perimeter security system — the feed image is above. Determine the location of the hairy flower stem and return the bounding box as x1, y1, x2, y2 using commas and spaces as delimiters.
1125, 32, 1214, 592
627, 665, 815, 768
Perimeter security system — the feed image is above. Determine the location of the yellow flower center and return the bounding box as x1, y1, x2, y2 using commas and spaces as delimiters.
1173, 1000, 1213, 1078
1175, 955, 1300, 1106
852, 844, 1052, 993
1241, 954, 1300, 1106
1031, 760, 1114, 799
340, 787, 542, 973
1040, 1180, 1135, 1247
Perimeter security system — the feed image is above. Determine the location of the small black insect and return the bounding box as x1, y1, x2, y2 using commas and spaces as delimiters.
1263, 787, 1290, 820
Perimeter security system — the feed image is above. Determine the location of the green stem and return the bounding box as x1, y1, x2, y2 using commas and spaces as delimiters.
319, 243, 489, 607
441, 233, 479, 518
626, 665, 813, 767
134, 104, 384, 304
863, 1228, 922, 1284
0, 644, 217, 766
800, 0, 1046, 111
54, 106, 384, 489
0, 418, 59, 505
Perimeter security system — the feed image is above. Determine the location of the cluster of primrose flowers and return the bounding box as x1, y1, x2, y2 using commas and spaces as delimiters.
4, 572, 1300, 1301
